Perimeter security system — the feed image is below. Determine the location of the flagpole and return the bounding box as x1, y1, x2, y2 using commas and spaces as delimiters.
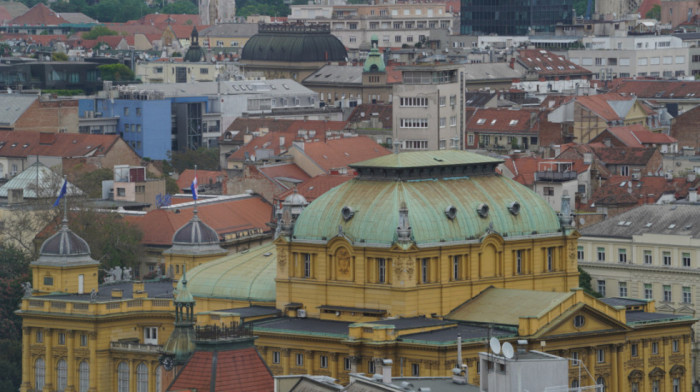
193, 164, 197, 214
62, 175, 68, 225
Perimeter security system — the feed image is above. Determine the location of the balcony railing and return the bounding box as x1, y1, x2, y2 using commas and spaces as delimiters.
535, 171, 578, 182
110, 341, 163, 353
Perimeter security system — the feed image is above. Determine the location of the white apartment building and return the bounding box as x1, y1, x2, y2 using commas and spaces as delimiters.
568, 36, 691, 79
392, 64, 464, 151
578, 203, 700, 379
289, 3, 457, 50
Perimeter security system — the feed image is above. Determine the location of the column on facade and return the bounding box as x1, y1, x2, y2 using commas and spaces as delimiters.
663, 338, 672, 392
616, 344, 624, 392
66, 331, 76, 392
330, 353, 338, 380
282, 349, 290, 375
88, 333, 97, 392
21, 327, 31, 392
610, 344, 618, 392
45, 328, 54, 391
306, 351, 314, 375
586, 347, 595, 389
642, 339, 649, 391
685, 336, 693, 392
129, 359, 136, 392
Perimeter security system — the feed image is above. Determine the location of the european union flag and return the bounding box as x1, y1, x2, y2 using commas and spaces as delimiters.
53, 179, 67, 207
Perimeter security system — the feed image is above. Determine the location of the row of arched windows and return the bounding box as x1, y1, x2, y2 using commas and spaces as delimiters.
34, 358, 161, 392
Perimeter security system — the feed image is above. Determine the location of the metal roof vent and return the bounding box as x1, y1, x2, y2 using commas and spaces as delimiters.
341, 206, 355, 221
476, 203, 489, 218
445, 205, 457, 220
508, 201, 520, 216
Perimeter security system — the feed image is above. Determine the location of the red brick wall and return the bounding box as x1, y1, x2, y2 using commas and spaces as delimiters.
14, 100, 79, 133
671, 106, 700, 153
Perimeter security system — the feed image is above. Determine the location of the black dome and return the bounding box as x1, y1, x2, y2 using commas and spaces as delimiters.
172, 213, 219, 245
241, 24, 347, 63
40, 223, 91, 256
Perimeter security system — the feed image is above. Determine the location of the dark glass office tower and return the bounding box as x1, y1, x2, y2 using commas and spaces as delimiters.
461, 0, 573, 35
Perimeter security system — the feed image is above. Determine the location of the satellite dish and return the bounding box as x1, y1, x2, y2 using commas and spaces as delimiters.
502, 342, 514, 359
489, 337, 501, 355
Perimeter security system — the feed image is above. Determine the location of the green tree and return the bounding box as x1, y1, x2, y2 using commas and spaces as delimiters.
578, 266, 602, 298
70, 210, 144, 269
51, 51, 68, 61
82, 25, 119, 39
73, 168, 113, 199
161, 0, 198, 14
0, 246, 29, 392
236, 0, 290, 17
170, 147, 220, 173
573, 0, 588, 18
97, 63, 135, 81
646, 4, 661, 20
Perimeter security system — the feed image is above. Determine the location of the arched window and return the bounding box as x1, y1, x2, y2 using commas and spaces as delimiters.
117, 362, 129, 392
35, 357, 45, 391
571, 379, 579, 388
79, 361, 90, 392
155, 366, 162, 392
137, 363, 148, 392
596, 376, 606, 392
57, 359, 67, 391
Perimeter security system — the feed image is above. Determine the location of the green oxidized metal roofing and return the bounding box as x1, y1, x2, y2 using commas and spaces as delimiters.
293, 150, 562, 246
179, 243, 277, 301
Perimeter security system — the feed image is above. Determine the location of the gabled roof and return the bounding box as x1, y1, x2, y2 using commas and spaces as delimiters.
176, 169, 228, 192
11, 3, 68, 25
124, 195, 273, 246
294, 136, 391, 173
590, 175, 700, 207
59, 12, 96, 24
581, 204, 700, 239
0, 131, 121, 158
503, 156, 589, 187
517, 48, 592, 77
590, 144, 659, 165
0, 161, 82, 198
104, 22, 164, 37
0, 6, 13, 22
303, 64, 362, 86
168, 345, 273, 392
0, 2, 29, 19
576, 93, 636, 122
465, 108, 535, 133
464, 91, 497, 108
276, 174, 353, 203
257, 163, 311, 185
610, 79, 700, 99
599, 124, 677, 147
0, 94, 37, 126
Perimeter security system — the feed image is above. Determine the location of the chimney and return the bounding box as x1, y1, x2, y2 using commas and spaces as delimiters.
381, 359, 392, 384
690, 188, 697, 203
647, 194, 655, 204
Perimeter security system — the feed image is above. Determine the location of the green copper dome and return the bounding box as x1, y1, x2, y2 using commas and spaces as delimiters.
291, 151, 562, 247
241, 24, 347, 63
179, 243, 277, 302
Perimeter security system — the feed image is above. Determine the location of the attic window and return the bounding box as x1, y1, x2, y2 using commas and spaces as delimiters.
685, 224, 693, 230
477, 118, 486, 125
557, 66, 565, 70
509, 120, 518, 126
546, 66, 553, 70
11, 143, 17, 148
490, 119, 497, 125
645, 222, 653, 227
624, 221, 632, 226
23, 143, 29, 148
668, 224, 677, 229
569, 65, 576, 69
618, 221, 626, 226
534, 67, 542, 71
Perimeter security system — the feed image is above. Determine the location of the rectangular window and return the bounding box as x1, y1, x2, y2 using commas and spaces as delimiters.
683, 252, 691, 267
597, 280, 606, 297
516, 250, 523, 274
80, 334, 88, 347
320, 355, 328, 368
663, 251, 671, 266
296, 353, 304, 366
273, 351, 280, 364
303, 253, 312, 278
36, 330, 43, 343
136, 107, 142, 116
399, 118, 428, 128
468, 134, 474, 145
683, 286, 692, 304
144, 327, 158, 344
439, 96, 446, 106
619, 282, 627, 297
450, 116, 457, 126
439, 117, 446, 128
597, 247, 606, 261
543, 186, 554, 196
597, 348, 605, 363
572, 351, 579, 365
399, 97, 428, 107
377, 258, 386, 283
452, 255, 460, 280
645, 283, 653, 299
547, 247, 554, 271
411, 363, 420, 376
652, 342, 659, 354
44, 276, 53, 286
672, 339, 679, 352
631, 343, 638, 357
124, 107, 129, 116
58, 333, 66, 345
618, 249, 627, 263
344, 357, 351, 370
368, 360, 375, 374
394, 35, 401, 43
577, 246, 584, 261
664, 285, 672, 302
421, 258, 429, 283
644, 250, 652, 264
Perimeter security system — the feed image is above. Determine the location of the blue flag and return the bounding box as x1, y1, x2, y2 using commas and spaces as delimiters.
54, 179, 67, 207
190, 176, 198, 200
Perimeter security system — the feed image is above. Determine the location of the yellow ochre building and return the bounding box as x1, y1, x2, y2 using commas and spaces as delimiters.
19, 150, 696, 391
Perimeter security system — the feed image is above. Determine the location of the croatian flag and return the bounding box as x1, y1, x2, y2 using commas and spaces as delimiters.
190, 176, 198, 200
53, 179, 67, 207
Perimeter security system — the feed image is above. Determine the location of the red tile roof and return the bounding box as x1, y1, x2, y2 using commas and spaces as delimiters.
168, 346, 273, 392
385, 65, 403, 84
590, 145, 659, 165
503, 156, 589, 187
0, 6, 13, 23
591, 175, 700, 207
124, 196, 273, 246
11, 3, 68, 25
0, 131, 121, 158
297, 136, 391, 173
602, 124, 677, 147
638, 0, 661, 20
576, 93, 634, 122
466, 108, 536, 133
257, 163, 311, 183
517, 49, 592, 77
104, 23, 164, 37
347, 103, 392, 129
610, 79, 700, 99
276, 174, 354, 203
176, 169, 228, 193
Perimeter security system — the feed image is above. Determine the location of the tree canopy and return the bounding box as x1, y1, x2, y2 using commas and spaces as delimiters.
97, 63, 135, 81
169, 147, 220, 173
82, 25, 119, 40
0, 246, 29, 392
161, 0, 198, 15
236, 0, 290, 17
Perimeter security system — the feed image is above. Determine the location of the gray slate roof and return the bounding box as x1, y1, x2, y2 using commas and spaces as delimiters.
0, 94, 37, 126
253, 317, 350, 337
463, 63, 522, 81
580, 204, 700, 239
0, 162, 82, 198
303, 65, 363, 86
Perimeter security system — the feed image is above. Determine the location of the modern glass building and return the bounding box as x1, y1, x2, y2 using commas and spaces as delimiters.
460, 0, 574, 36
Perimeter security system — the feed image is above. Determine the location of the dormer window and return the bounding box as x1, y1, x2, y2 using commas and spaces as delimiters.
477, 118, 486, 125
509, 120, 518, 126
